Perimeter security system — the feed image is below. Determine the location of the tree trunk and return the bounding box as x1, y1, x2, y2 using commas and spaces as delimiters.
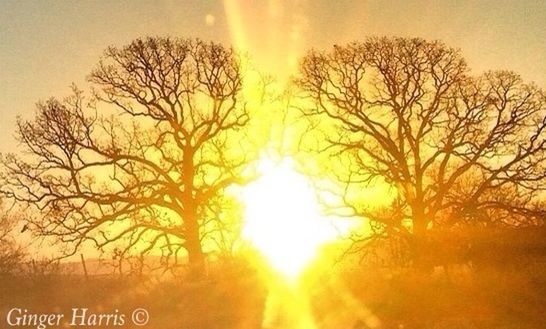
411, 217, 431, 271
181, 147, 205, 279
186, 223, 205, 279
186, 229, 205, 279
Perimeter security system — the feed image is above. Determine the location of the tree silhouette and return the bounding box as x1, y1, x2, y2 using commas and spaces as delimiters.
297, 37, 546, 263
0, 199, 26, 275
0, 37, 252, 274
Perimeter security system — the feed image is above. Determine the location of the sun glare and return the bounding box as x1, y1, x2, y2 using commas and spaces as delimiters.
241, 158, 346, 279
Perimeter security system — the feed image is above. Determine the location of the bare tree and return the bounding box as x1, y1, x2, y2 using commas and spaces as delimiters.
0, 199, 26, 275
296, 37, 546, 264
1, 37, 253, 275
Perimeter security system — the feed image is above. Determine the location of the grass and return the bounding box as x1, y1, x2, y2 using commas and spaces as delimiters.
1, 253, 546, 328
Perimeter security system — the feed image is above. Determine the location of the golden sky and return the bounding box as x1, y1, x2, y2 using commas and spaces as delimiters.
1, 0, 545, 152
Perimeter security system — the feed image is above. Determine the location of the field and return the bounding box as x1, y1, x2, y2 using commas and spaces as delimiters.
2, 247, 545, 329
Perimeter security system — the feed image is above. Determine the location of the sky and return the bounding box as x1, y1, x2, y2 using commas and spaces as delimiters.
1, 0, 545, 152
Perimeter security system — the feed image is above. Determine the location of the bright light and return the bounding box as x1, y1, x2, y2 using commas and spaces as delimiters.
204, 14, 215, 26
241, 157, 347, 279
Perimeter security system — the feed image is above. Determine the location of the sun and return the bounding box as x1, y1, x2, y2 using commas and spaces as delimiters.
240, 157, 347, 279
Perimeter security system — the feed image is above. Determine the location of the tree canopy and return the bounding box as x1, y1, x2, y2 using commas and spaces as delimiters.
297, 37, 546, 245
1, 37, 253, 271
